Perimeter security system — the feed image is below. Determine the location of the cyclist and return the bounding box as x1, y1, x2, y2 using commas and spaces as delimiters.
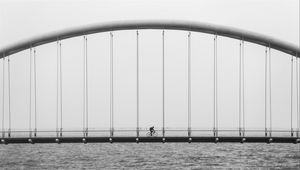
149, 126, 155, 136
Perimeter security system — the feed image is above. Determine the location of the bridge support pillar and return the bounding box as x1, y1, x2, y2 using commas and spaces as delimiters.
215, 137, 219, 143
28, 138, 34, 144
240, 137, 246, 144
55, 138, 60, 144
1, 139, 7, 144
82, 138, 87, 144
267, 138, 273, 144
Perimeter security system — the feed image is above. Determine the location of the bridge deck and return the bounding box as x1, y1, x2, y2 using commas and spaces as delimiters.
1, 137, 299, 144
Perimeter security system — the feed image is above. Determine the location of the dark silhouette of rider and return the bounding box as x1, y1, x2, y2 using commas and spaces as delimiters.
149, 126, 155, 136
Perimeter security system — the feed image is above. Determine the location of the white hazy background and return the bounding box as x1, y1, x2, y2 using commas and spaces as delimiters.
0, 0, 299, 134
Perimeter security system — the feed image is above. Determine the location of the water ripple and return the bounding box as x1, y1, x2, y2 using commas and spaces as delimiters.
0, 143, 299, 169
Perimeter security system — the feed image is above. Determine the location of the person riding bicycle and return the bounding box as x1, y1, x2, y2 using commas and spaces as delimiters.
149, 126, 155, 136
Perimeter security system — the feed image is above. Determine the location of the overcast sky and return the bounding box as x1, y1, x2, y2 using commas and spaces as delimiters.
0, 0, 299, 136
0, 0, 299, 48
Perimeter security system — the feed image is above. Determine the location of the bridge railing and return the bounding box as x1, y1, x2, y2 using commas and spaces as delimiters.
1, 129, 299, 138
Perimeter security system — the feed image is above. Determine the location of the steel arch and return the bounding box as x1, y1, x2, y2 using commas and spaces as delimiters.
0, 20, 299, 58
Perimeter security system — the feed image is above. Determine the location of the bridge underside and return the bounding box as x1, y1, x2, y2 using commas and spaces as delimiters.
1, 137, 299, 144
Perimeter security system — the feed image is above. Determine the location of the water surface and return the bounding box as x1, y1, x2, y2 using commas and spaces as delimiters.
0, 143, 299, 169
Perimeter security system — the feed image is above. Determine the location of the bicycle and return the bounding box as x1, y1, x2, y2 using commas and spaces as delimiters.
146, 130, 158, 137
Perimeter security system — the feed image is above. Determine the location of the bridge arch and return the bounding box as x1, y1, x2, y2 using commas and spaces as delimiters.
0, 20, 299, 57
0, 20, 300, 143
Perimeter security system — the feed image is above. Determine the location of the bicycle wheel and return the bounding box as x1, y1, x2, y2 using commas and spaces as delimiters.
146, 132, 152, 137
152, 131, 158, 137
146, 131, 158, 137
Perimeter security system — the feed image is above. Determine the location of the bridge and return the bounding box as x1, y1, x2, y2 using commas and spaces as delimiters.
0, 20, 299, 144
